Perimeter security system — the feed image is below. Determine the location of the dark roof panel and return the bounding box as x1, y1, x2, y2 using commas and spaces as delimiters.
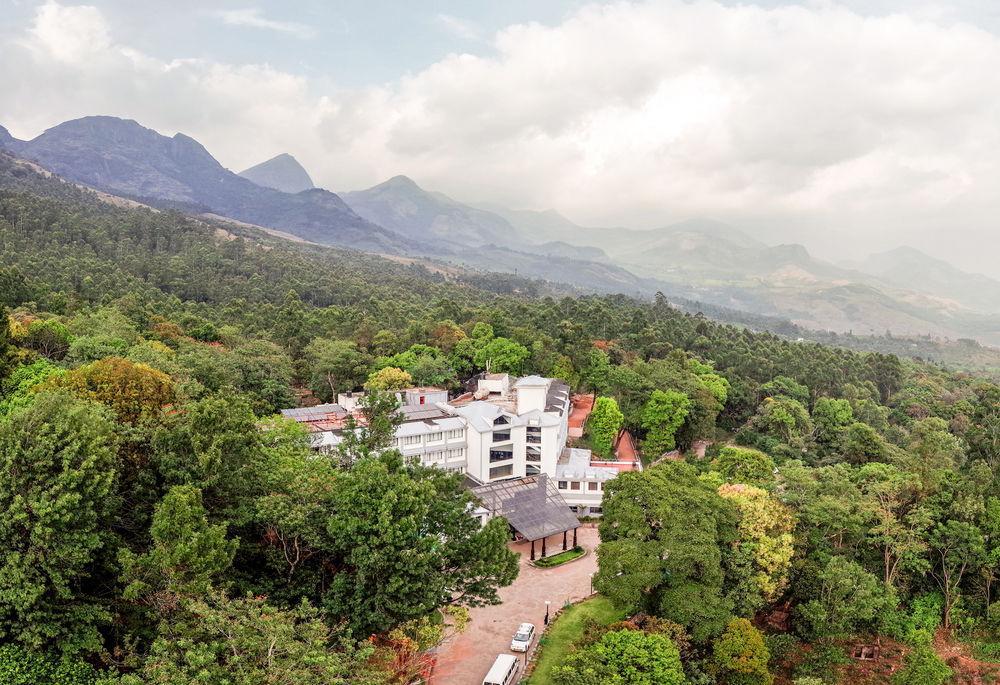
471, 474, 578, 541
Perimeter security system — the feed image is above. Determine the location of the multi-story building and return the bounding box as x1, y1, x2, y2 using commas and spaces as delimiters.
444, 374, 570, 484
280, 373, 639, 516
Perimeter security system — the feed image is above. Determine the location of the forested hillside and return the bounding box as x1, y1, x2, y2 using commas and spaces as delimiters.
1, 150, 999, 683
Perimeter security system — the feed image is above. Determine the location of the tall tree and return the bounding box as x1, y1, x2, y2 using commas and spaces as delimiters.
590, 396, 625, 458
303, 338, 372, 402
640, 389, 691, 456
0, 391, 118, 655
596, 462, 736, 641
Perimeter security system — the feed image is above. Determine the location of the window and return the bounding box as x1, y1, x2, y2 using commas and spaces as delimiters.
558, 480, 568, 489
447, 429, 464, 440
429, 451, 445, 462
525, 448, 541, 462
590, 507, 603, 515
526, 426, 541, 444
489, 448, 513, 463
489, 464, 513, 479
493, 415, 509, 425
427, 432, 443, 443
526, 464, 541, 476
448, 448, 465, 460
588, 482, 599, 491
492, 431, 511, 442
402, 435, 421, 446
570, 481, 581, 491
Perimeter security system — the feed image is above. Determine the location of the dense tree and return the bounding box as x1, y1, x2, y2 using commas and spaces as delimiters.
129, 591, 380, 685
365, 366, 413, 391
639, 389, 690, 456
304, 338, 372, 402
552, 629, 685, 685
796, 556, 890, 639
590, 396, 624, 457
715, 446, 776, 488
153, 396, 267, 526
712, 618, 773, 685
596, 462, 736, 641
119, 485, 237, 605
0, 391, 117, 655
718, 484, 795, 615
311, 454, 519, 635
473, 336, 530, 375
46, 356, 175, 426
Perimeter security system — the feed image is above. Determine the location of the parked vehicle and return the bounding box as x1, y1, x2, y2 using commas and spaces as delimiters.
482, 654, 520, 685
510, 622, 535, 652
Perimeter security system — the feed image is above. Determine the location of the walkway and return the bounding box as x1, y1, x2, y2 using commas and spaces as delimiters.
567, 394, 594, 438
432, 526, 600, 685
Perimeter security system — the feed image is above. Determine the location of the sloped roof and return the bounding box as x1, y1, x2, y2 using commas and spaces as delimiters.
471, 474, 578, 541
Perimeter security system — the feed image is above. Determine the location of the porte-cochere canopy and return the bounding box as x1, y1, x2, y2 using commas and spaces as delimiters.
471, 473, 579, 542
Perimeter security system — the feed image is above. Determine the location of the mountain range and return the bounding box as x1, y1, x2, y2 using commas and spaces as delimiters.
0, 116, 406, 252
2, 115, 999, 346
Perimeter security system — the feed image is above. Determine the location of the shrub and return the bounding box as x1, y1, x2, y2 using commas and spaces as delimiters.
892, 644, 952, 685
793, 642, 848, 684
0, 645, 106, 684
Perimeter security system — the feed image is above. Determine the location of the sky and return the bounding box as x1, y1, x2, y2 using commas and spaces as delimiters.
1, 0, 1000, 277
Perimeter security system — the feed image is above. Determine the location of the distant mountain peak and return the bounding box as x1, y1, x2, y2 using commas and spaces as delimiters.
375, 174, 422, 192
238, 153, 314, 194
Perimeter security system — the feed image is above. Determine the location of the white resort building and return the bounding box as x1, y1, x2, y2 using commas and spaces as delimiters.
280, 373, 641, 518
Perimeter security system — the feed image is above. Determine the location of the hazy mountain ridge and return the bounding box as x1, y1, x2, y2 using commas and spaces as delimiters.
238, 153, 314, 194
847, 246, 1000, 315
0, 116, 410, 253
4, 115, 999, 346
342, 175, 519, 248
481, 204, 1000, 345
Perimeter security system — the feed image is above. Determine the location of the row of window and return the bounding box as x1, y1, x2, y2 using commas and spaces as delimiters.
397, 429, 464, 448
423, 448, 466, 463
557, 480, 603, 492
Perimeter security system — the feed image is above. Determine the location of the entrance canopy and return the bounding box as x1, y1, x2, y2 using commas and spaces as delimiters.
471, 473, 579, 542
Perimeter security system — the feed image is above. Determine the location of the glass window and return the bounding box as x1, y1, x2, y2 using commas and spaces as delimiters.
489, 464, 513, 479
493, 416, 509, 425
492, 431, 511, 442
570, 481, 581, 491
427, 432, 443, 442
489, 448, 513, 463
526, 464, 541, 476
588, 482, 599, 491
558, 480, 567, 489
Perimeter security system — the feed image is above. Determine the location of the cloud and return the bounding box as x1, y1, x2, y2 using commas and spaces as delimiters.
24, 1, 111, 62
212, 8, 316, 39
3, 1, 1000, 274
435, 13, 483, 41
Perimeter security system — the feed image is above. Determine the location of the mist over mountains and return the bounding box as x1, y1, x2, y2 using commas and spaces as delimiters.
3, 115, 999, 346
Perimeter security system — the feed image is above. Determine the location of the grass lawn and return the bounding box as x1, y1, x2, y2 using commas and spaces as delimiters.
528, 595, 627, 684
534, 546, 585, 568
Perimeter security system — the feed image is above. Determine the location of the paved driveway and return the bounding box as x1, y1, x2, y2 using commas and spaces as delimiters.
432, 526, 600, 685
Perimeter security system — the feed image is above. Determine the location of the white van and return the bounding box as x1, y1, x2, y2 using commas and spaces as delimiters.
482, 653, 520, 685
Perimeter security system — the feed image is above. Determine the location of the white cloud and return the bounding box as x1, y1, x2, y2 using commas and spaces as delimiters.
3, 1, 1000, 274
212, 8, 315, 39
435, 13, 483, 41
25, 1, 111, 62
